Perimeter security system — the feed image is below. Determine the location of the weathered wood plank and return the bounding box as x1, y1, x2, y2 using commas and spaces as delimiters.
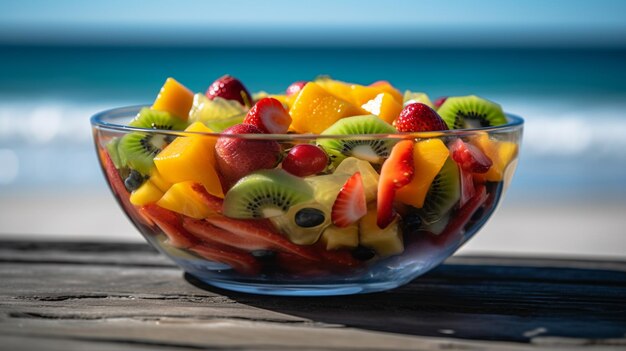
0, 240, 625, 351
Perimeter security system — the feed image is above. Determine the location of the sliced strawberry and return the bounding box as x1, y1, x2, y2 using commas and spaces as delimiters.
377, 140, 414, 228
394, 103, 448, 132
190, 183, 224, 214
190, 243, 261, 275
433, 96, 448, 109
449, 138, 492, 173
204, 214, 319, 261
184, 217, 278, 252
459, 168, 476, 208
99, 147, 153, 227
286, 81, 308, 96
243, 97, 292, 134
141, 204, 197, 248
206, 75, 252, 107
434, 184, 487, 244
332, 172, 367, 227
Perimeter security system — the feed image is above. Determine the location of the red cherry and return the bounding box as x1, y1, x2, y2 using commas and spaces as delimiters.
206, 75, 252, 107
282, 144, 328, 177
286, 81, 308, 96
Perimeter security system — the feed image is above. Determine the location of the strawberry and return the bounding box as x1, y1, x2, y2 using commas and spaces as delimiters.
215, 123, 281, 188
434, 96, 448, 109
206, 75, 252, 107
394, 103, 448, 132
141, 204, 197, 248
286, 81, 308, 96
243, 97, 292, 134
332, 172, 367, 227
204, 214, 320, 261
184, 217, 281, 252
449, 138, 492, 173
377, 140, 414, 228
190, 243, 261, 275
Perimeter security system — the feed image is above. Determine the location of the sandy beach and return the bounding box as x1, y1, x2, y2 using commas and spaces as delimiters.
2, 191, 625, 259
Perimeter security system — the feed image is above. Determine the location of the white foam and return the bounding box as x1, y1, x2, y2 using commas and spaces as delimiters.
2, 96, 626, 158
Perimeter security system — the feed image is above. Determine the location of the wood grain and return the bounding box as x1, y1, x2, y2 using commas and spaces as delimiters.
0, 240, 625, 351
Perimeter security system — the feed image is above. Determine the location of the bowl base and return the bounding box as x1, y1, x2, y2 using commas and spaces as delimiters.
188, 275, 408, 296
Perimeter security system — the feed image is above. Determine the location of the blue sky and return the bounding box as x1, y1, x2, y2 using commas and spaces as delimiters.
1, 0, 626, 47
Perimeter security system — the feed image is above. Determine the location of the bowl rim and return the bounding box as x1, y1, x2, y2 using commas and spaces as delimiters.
91, 104, 524, 140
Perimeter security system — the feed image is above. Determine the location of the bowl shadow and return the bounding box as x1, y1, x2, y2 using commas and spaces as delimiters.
184, 260, 626, 343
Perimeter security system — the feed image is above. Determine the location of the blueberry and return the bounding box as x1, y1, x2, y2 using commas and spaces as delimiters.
294, 208, 326, 228
352, 246, 376, 261
124, 170, 145, 191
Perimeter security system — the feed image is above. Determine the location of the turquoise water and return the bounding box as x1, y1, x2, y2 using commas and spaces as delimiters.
1, 45, 625, 201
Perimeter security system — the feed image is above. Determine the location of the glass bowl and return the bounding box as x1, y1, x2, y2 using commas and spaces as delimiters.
91, 105, 523, 296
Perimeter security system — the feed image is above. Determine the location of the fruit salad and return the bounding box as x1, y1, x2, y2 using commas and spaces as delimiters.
96, 75, 520, 281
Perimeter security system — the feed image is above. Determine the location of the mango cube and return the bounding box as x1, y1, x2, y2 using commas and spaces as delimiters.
153, 122, 224, 198
369, 81, 403, 104
157, 181, 214, 219
152, 77, 194, 121
315, 78, 356, 104
149, 168, 172, 192
361, 92, 403, 124
289, 82, 365, 134
130, 180, 164, 206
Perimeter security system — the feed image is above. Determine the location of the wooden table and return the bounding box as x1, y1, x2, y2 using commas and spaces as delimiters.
1, 240, 625, 351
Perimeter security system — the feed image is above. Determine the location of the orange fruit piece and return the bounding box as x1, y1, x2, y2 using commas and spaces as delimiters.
152, 77, 194, 121
361, 92, 403, 124
289, 82, 365, 134
395, 139, 450, 208
153, 122, 224, 198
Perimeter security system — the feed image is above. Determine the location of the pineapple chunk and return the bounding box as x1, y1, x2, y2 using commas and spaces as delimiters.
130, 180, 164, 206
361, 92, 403, 124
359, 209, 403, 257
334, 157, 380, 203
320, 224, 359, 250
289, 82, 365, 134
153, 122, 224, 198
395, 139, 450, 208
157, 181, 214, 219
152, 77, 194, 121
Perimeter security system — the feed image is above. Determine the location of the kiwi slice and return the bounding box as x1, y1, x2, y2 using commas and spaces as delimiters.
117, 132, 168, 175
129, 107, 187, 131
317, 115, 398, 166
105, 137, 123, 169
419, 158, 461, 224
223, 169, 314, 219
437, 95, 507, 130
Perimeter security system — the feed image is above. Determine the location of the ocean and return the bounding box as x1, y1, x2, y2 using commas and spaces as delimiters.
1, 45, 626, 202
